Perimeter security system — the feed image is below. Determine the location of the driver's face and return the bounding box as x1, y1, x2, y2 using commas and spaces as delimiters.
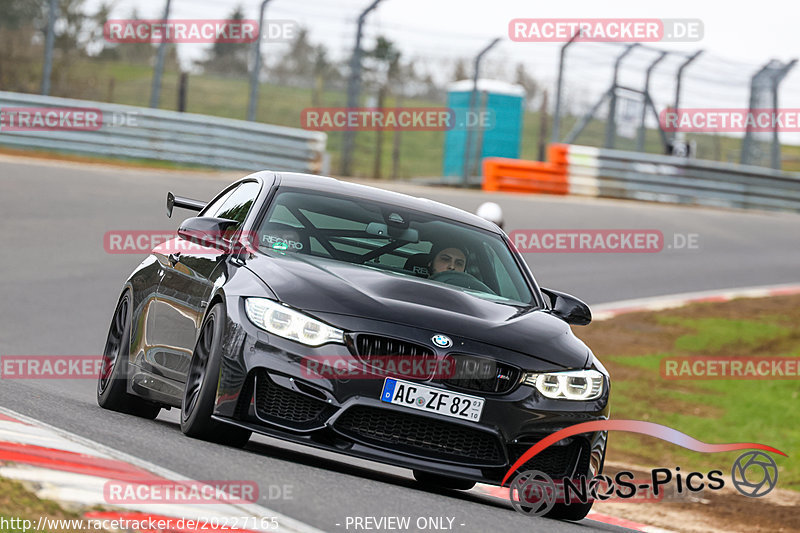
431, 248, 466, 274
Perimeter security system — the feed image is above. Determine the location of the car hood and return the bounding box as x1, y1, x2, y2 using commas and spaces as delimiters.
245, 253, 589, 368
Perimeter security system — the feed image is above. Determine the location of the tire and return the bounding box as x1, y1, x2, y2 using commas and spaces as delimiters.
180, 302, 251, 448
413, 470, 476, 491
543, 500, 593, 521
542, 450, 603, 521
97, 291, 161, 419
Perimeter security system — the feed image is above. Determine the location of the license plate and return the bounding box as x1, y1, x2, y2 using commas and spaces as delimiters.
380, 378, 484, 422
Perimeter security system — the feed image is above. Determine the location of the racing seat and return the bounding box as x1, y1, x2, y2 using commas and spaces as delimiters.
467, 261, 481, 280
404, 253, 430, 277
260, 222, 309, 253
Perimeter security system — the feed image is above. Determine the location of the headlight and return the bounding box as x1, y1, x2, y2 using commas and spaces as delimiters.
244, 298, 344, 346
523, 369, 604, 400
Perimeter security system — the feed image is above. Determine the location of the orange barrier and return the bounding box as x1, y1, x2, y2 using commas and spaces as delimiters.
482, 144, 569, 194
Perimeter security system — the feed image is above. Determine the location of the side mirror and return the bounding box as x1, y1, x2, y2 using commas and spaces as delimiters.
541, 288, 592, 326
177, 217, 239, 252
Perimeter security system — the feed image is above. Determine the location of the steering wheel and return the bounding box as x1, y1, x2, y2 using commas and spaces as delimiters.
429, 270, 496, 294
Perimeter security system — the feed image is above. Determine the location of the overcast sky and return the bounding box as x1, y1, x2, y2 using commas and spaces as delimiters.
85, 0, 800, 140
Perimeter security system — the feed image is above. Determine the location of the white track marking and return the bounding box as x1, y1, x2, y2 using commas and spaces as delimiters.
0, 406, 323, 533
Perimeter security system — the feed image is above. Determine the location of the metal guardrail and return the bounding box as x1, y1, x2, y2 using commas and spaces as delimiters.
484, 144, 800, 213
0, 91, 327, 173
568, 145, 800, 212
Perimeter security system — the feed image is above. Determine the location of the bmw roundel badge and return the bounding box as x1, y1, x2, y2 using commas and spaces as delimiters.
431, 334, 453, 348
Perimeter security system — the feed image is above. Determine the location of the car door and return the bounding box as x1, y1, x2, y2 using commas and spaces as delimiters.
149, 180, 262, 383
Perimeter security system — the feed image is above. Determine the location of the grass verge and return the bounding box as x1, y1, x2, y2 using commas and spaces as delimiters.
579, 294, 800, 491
0, 476, 86, 533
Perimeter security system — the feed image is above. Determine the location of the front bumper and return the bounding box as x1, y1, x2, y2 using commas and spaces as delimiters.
212, 297, 610, 486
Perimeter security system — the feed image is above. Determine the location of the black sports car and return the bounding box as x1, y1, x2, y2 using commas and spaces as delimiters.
97, 171, 609, 520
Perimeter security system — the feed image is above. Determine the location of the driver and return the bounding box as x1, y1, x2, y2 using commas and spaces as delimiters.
428, 245, 467, 276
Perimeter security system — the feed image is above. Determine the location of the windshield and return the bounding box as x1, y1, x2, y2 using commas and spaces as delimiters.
256, 189, 535, 305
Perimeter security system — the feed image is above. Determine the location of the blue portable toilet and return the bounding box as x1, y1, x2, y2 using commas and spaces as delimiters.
443, 79, 525, 178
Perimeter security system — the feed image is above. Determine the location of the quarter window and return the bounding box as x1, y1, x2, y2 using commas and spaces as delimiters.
213, 181, 261, 228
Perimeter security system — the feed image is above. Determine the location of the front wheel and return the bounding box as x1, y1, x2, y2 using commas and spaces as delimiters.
96, 291, 161, 419
543, 500, 593, 521
180, 302, 251, 448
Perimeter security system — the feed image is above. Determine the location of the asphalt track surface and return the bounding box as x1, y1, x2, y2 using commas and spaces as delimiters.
1, 156, 799, 532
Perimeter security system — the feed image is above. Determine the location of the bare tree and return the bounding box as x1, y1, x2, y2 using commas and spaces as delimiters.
96, 9, 157, 65
364, 36, 401, 179
197, 6, 250, 76
452, 59, 468, 81
514, 63, 538, 109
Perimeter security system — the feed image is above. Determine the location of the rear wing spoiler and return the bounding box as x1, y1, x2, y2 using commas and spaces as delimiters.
167, 192, 206, 218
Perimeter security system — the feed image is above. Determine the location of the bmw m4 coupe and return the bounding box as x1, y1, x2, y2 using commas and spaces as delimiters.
97, 171, 609, 520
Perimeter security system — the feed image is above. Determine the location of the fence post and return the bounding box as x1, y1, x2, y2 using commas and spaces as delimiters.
741, 61, 772, 165
461, 37, 500, 186
604, 44, 637, 149
247, 0, 273, 121
672, 50, 702, 123
177, 72, 188, 112
551, 31, 580, 143
637, 51, 667, 152
40, 0, 58, 96
770, 59, 796, 169
340, 0, 384, 177
538, 89, 549, 161
149, 0, 173, 108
